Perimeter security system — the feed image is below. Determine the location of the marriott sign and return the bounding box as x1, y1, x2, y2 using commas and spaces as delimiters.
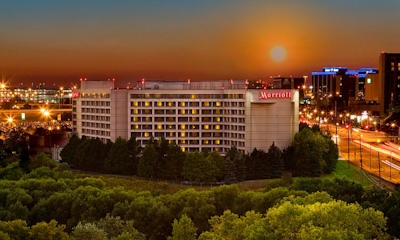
259, 91, 291, 100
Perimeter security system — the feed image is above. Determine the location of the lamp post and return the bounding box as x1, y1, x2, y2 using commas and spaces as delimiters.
345, 124, 350, 168
360, 134, 363, 170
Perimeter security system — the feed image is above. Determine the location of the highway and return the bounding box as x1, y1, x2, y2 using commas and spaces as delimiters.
321, 124, 400, 185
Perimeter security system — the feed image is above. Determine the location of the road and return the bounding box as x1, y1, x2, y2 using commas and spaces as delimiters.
321, 124, 400, 185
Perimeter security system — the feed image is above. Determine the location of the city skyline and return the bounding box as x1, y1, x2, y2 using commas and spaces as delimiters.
1, 0, 400, 86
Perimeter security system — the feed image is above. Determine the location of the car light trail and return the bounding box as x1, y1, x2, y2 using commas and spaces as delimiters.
382, 160, 400, 170
353, 140, 400, 161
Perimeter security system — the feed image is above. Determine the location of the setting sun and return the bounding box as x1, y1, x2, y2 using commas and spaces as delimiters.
270, 46, 286, 62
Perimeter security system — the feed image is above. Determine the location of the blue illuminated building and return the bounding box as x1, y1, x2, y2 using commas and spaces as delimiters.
311, 67, 377, 102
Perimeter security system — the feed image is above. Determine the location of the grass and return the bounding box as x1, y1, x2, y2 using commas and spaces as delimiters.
328, 160, 372, 187
74, 160, 374, 194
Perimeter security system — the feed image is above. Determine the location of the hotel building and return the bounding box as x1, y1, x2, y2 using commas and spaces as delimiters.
72, 80, 299, 154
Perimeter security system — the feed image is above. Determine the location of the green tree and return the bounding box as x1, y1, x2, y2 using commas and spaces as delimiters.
96, 214, 145, 240
267, 142, 283, 178
200, 200, 391, 239
29, 220, 69, 240
291, 128, 328, 176
168, 214, 197, 240
0, 161, 24, 180
29, 152, 56, 170
0, 219, 30, 240
105, 137, 131, 174
183, 152, 218, 182
206, 151, 225, 180
137, 144, 158, 178
60, 135, 81, 166
71, 223, 107, 240
127, 136, 141, 175
322, 134, 339, 173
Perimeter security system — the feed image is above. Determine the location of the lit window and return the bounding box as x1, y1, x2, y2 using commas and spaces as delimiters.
157, 125, 162, 130
181, 109, 185, 114
181, 102, 185, 107
157, 102, 162, 107
169, 140, 174, 144
215, 140, 220, 144
133, 101, 139, 106
216, 102, 221, 107
367, 78, 371, 84
133, 109, 139, 114
204, 125, 209, 129
181, 132, 185, 137
191, 94, 198, 99
192, 109, 197, 114
134, 125, 139, 129
181, 124, 185, 129
204, 102, 209, 107
215, 125, 220, 130
170, 132, 174, 137
168, 102, 173, 107
144, 132, 150, 137
181, 147, 185, 152
204, 140, 209, 144
145, 102, 150, 107
133, 117, 138, 122
181, 140, 186, 144
216, 117, 220, 122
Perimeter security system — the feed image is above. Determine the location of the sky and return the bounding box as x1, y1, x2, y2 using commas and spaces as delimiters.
0, 0, 400, 87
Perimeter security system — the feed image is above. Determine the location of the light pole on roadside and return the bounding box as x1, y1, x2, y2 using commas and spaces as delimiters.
360, 135, 363, 170
346, 124, 350, 168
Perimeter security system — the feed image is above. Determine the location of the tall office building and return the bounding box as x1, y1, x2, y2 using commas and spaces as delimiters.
72, 80, 299, 154
379, 52, 400, 114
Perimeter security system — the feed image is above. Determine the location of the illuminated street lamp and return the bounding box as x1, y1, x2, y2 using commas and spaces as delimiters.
7, 117, 13, 123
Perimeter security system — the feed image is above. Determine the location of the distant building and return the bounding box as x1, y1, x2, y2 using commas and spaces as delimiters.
311, 67, 376, 106
379, 53, 400, 114
72, 80, 299, 154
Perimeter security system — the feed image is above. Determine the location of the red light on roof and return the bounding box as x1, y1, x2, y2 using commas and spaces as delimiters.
142, 78, 145, 84
112, 78, 115, 81
84, 78, 87, 81
79, 78, 83, 81
345, 124, 349, 129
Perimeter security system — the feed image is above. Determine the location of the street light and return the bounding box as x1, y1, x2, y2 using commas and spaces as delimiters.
345, 124, 350, 168
360, 134, 363, 170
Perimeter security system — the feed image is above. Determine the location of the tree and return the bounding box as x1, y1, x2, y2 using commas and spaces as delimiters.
200, 200, 391, 240
168, 214, 197, 240
291, 128, 328, 176
29, 152, 56, 170
60, 134, 81, 166
137, 144, 157, 178
0, 219, 30, 240
182, 152, 218, 182
96, 214, 145, 240
127, 136, 141, 175
206, 151, 225, 181
105, 137, 131, 174
322, 134, 339, 173
29, 220, 69, 240
72, 223, 107, 240
267, 142, 284, 178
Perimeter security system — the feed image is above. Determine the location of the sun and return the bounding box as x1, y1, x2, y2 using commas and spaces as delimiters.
270, 46, 286, 62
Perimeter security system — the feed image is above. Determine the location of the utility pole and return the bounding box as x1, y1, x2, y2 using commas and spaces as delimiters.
370, 144, 372, 170
378, 151, 381, 188
335, 100, 338, 145
360, 135, 363, 170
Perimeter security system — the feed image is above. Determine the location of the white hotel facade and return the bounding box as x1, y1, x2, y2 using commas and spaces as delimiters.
72, 80, 299, 154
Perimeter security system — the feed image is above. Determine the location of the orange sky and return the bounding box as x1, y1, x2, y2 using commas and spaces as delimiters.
0, 0, 399, 87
